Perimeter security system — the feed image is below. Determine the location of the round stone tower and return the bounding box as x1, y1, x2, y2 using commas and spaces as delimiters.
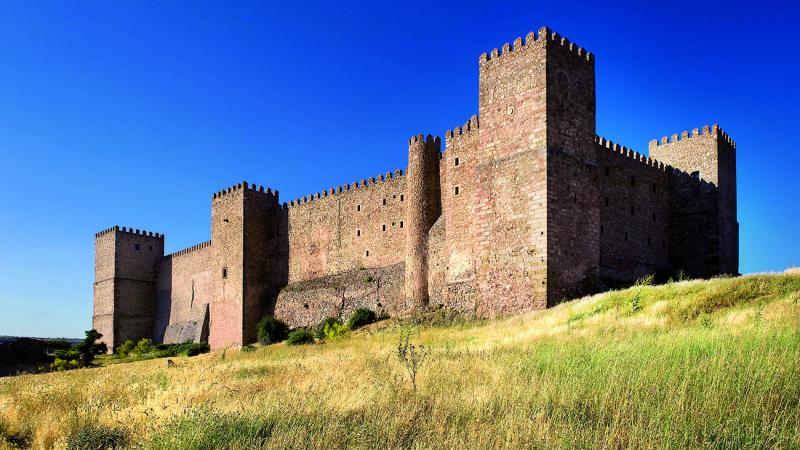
404, 134, 441, 310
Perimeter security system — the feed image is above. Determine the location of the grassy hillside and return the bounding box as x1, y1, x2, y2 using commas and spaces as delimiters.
2, 271, 800, 449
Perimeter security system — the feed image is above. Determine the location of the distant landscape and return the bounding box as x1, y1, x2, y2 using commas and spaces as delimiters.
1, 270, 798, 448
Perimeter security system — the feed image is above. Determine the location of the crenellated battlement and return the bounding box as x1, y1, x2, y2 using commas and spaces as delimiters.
164, 240, 212, 259
596, 136, 668, 172
479, 26, 593, 66
445, 115, 480, 143
649, 124, 736, 150
95, 225, 164, 239
212, 181, 280, 200
408, 134, 441, 146
286, 168, 406, 208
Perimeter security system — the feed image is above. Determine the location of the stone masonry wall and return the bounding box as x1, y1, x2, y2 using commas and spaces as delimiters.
441, 116, 479, 311
285, 171, 407, 283
597, 139, 670, 285
155, 242, 213, 344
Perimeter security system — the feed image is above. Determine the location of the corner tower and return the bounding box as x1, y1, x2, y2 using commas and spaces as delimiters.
404, 134, 441, 310
93, 226, 164, 351
649, 125, 738, 276
473, 26, 599, 311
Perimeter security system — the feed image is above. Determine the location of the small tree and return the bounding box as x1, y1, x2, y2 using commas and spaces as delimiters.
74, 329, 108, 367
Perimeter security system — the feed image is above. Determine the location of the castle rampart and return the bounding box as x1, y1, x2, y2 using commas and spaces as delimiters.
93, 25, 739, 351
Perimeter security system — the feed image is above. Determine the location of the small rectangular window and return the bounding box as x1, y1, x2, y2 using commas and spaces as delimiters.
605, 167, 609, 176
382, 224, 387, 232
400, 221, 404, 229
392, 222, 396, 227
357, 229, 361, 237
455, 157, 460, 166
652, 184, 657, 193
631, 205, 635, 215
365, 250, 369, 257
400, 194, 404, 202
134, 243, 140, 251
652, 212, 656, 222
382, 199, 387, 206
222, 267, 228, 279
357, 204, 361, 211
454, 186, 460, 195
605, 197, 609, 207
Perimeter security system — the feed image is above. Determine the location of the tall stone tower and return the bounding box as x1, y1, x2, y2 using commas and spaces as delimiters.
93, 227, 164, 350
472, 26, 598, 311
649, 125, 739, 276
209, 182, 284, 349
404, 135, 441, 309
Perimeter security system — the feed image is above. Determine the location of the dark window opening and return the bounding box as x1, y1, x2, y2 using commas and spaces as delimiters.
605, 197, 609, 207
605, 167, 609, 176
400, 221, 404, 229
222, 267, 228, 279
134, 243, 140, 251
630, 176, 636, 186
652, 184, 657, 193
383, 199, 387, 206
400, 194, 404, 202
357, 229, 361, 237
454, 186, 460, 195
357, 204, 361, 212
303, 303, 309, 309
455, 157, 460, 166
392, 222, 396, 227
148, 245, 153, 251
392, 194, 396, 199
600, 225, 604, 235
365, 250, 370, 257
652, 212, 656, 222
624, 232, 628, 241
631, 205, 635, 215
691, 171, 700, 180
382, 224, 387, 232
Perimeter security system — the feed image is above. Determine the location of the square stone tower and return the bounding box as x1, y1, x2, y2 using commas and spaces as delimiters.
470, 26, 599, 312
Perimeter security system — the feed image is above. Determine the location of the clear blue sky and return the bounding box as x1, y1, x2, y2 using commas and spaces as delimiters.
0, 1, 797, 338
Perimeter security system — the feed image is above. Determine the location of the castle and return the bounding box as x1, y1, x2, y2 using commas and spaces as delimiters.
93, 26, 738, 351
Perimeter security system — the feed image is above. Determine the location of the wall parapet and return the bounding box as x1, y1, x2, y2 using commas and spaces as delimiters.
479, 26, 593, 66
596, 136, 668, 172
286, 168, 405, 208
212, 181, 279, 200
648, 124, 736, 150
445, 115, 479, 143
95, 225, 164, 239
164, 240, 212, 259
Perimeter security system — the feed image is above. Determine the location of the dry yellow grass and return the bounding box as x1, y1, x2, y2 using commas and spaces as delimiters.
1, 272, 799, 448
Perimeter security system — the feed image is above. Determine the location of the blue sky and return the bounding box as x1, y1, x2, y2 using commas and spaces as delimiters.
0, 1, 797, 338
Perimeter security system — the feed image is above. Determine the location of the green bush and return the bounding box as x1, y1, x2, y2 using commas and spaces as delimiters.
51, 357, 80, 371
133, 338, 154, 355
286, 329, 315, 346
257, 316, 289, 345
315, 317, 348, 340
117, 339, 136, 357
347, 308, 376, 330
66, 424, 128, 450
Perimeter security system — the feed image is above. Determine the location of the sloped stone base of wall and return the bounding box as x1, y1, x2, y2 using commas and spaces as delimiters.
274, 263, 407, 329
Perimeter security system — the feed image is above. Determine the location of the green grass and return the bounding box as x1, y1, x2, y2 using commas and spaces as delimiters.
1, 271, 799, 448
